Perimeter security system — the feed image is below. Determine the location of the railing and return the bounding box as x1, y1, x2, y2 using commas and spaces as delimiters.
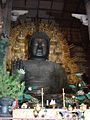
0, 108, 88, 120
0, 118, 56, 120
0, 116, 81, 120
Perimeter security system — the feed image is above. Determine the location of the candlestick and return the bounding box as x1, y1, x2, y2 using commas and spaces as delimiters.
62, 88, 65, 108
41, 88, 44, 108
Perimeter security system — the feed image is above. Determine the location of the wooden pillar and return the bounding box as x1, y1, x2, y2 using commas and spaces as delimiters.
0, 0, 13, 71
85, 0, 90, 40
2, 0, 13, 36
0, 4, 3, 34
85, 0, 90, 82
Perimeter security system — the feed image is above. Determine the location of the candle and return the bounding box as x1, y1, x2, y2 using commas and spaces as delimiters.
62, 88, 64, 93
46, 100, 49, 106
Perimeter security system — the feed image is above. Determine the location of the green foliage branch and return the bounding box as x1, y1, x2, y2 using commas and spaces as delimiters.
0, 37, 25, 99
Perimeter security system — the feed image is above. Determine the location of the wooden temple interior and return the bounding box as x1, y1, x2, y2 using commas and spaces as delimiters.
0, 0, 90, 85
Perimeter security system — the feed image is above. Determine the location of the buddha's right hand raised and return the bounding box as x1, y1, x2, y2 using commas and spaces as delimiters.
11, 59, 24, 75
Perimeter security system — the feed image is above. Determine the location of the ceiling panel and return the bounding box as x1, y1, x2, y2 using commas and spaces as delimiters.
12, 0, 25, 8
28, 10, 37, 17
39, 1, 51, 9
26, 0, 38, 8
52, 2, 63, 10
39, 10, 49, 18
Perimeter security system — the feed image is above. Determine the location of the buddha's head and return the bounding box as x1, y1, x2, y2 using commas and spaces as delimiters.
29, 32, 50, 60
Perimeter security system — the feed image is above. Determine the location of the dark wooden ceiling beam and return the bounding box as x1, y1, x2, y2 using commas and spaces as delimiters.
26, 16, 81, 23
36, 0, 40, 19
61, 0, 67, 16
12, 6, 85, 14
45, 0, 61, 1
25, 0, 27, 6
76, 0, 85, 13
35, 0, 40, 31
48, 0, 54, 22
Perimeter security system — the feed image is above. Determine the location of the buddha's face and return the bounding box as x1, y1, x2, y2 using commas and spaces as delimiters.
30, 38, 49, 59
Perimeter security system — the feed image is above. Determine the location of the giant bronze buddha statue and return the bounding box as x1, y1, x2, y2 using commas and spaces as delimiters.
12, 32, 67, 96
